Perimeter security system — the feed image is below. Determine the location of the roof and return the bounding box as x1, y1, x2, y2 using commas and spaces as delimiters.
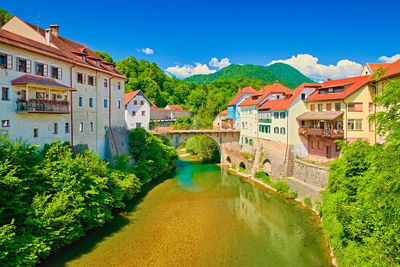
11, 74, 74, 90
0, 17, 125, 79
227, 86, 257, 106
296, 111, 344, 121
218, 109, 228, 115
258, 99, 282, 110
124, 90, 140, 105
381, 58, 400, 79
368, 63, 390, 73
166, 105, 184, 111
306, 75, 371, 101
238, 82, 293, 107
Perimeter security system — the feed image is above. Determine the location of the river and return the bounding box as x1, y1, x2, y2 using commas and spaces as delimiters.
41, 158, 332, 267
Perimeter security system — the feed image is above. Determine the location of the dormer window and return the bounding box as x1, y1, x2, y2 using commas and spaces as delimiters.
97, 60, 101, 67
82, 55, 86, 62
110, 65, 114, 70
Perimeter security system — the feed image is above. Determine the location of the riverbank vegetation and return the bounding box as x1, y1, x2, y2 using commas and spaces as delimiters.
185, 136, 219, 163
322, 79, 400, 266
0, 129, 177, 266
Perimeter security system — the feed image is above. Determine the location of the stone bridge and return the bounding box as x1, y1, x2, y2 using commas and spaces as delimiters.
153, 129, 240, 151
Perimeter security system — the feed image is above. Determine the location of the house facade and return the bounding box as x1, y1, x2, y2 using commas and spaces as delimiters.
125, 90, 151, 130
0, 16, 125, 158
227, 86, 257, 129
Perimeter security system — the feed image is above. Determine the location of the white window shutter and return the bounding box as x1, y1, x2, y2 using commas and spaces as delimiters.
93, 76, 97, 86
44, 64, 48, 77
58, 67, 62, 79
6, 55, 12, 69
26, 60, 31, 73
83, 74, 86, 84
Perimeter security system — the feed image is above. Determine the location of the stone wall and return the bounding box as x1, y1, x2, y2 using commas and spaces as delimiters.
293, 159, 329, 188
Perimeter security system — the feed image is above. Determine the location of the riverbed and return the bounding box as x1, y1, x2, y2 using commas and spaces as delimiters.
41, 159, 332, 267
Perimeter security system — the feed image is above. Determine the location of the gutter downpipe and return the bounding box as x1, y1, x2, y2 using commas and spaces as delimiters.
109, 76, 119, 155
70, 65, 76, 153
343, 100, 348, 143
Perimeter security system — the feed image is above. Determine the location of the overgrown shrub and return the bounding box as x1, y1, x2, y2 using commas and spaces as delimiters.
231, 163, 236, 170
303, 197, 312, 208
254, 171, 271, 184
289, 191, 298, 199
274, 181, 289, 194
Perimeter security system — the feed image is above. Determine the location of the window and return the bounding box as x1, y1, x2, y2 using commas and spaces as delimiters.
274, 127, 279, 134
140, 100, 144, 105
1, 120, 9, 127
65, 123, 70, 133
78, 96, 83, 107
335, 144, 340, 152
104, 99, 108, 108
53, 123, 58, 134
79, 122, 84, 132
266, 125, 271, 133
35, 62, 46, 76
90, 122, 94, 132
33, 128, 39, 138
310, 104, 315, 111
245, 137, 248, 144
1, 87, 9, 101
134, 100, 138, 105
348, 119, 363, 131
0, 53, 6, 68
18, 58, 30, 72
280, 112, 286, 119
249, 139, 253, 146
117, 100, 121, 109
77, 73, 84, 84
369, 103, 374, 113
104, 79, 108, 88
326, 103, 332, 111
51, 66, 59, 79
82, 55, 86, 62
280, 127, 286, 135
259, 125, 263, 132
274, 112, 279, 119
318, 141, 323, 149
88, 75, 94, 86
335, 103, 341, 111
142, 110, 145, 116
348, 103, 363, 112
97, 60, 101, 67
318, 104, 323, 112
132, 111, 136, 116
118, 82, 121, 90
301, 93, 306, 100
311, 141, 317, 149
89, 97, 94, 107
136, 122, 142, 128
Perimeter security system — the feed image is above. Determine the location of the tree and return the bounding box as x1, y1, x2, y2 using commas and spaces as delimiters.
94, 50, 114, 64
0, 9, 13, 26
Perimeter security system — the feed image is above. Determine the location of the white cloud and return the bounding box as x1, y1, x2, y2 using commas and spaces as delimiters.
209, 57, 231, 69
165, 63, 216, 78
378, 54, 400, 63
268, 54, 363, 81
139, 48, 154, 55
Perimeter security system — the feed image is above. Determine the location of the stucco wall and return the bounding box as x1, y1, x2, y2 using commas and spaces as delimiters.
125, 93, 150, 130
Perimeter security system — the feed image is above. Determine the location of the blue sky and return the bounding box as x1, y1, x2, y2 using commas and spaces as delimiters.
3, 0, 400, 80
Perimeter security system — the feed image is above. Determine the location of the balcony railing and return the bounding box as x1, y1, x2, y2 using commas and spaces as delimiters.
298, 127, 344, 138
259, 118, 272, 123
16, 99, 70, 114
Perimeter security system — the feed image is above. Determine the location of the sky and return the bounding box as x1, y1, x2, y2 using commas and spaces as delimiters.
3, 0, 400, 81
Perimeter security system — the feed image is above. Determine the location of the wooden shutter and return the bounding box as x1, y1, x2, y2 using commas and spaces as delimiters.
26, 60, 31, 73
93, 76, 97, 86
16, 57, 19, 71
44, 64, 48, 77
6, 55, 12, 69
58, 67, 62, 79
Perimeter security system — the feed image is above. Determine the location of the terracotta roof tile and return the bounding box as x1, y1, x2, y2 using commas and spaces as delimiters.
11, 74, 73, 90
238, 83, 293, 107
167, 105, 184, 111
124, 90, 140, 105
227, 86, 257, 106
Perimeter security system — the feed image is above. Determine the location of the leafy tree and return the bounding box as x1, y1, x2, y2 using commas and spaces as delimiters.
94, 50, 114, 64
0, 9, 13, 26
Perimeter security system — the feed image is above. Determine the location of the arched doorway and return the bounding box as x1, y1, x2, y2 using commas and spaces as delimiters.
239, 162, 246, 171
262, 159, 272, 176
226, 156, 232, 164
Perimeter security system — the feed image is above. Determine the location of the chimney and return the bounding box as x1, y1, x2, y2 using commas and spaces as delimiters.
45, 29, 52, 45
49, 25, 59, 36
238, 86, 242, 93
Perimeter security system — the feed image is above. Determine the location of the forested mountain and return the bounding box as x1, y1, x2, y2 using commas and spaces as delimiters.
184, 63, 314, 89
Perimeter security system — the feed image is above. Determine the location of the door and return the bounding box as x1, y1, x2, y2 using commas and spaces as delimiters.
326, 146, 332, 158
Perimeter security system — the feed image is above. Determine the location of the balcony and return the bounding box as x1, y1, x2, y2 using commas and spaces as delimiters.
298, 127, 344, 138
259, 118, 272, 123
16, 99, 70, 114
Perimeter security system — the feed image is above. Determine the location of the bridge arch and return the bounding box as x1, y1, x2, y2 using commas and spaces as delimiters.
239, 161, 246, 170
262, 159, 272, 176
226, 156, 232, 164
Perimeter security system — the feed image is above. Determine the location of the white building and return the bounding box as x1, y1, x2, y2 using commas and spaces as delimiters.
257, 83, 321, 156
125, 90, 151, 130
0, 16, 126, 158
238, 82, 293, 146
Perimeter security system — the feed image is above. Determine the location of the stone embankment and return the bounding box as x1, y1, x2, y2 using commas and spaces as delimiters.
222, 139, 330, 206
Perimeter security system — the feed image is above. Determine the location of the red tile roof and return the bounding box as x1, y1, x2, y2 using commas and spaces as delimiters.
0, 17, 125, 79
218, 109, 228, 115
382, 59, 400, 79
11, 74, 75, 90
166, 105, 184, 111
227, 86, 257, 106
368, 63, 390, 73
306, 76, 371, 101
124, 90, 140, 105
257, 83, 321, 111
238, 82, 292, 107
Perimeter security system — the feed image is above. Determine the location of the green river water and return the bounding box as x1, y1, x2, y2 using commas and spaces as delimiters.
41, 159, 332, 267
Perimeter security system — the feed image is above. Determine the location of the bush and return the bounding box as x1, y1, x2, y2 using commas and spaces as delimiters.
274, 181, 289, 194
303, 197, 312, 208
254, 171, 271, 184
231, 163, 236, 170
185, 136, 219, 162
239, 167, 246, 173
289, 191, 298, 199
0, 137, 142, 266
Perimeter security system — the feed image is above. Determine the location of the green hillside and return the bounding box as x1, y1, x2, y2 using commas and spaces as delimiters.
184, 63, 314, 89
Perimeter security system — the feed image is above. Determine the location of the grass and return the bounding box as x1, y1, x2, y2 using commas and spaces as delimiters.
304, 197, 312, 208
238, 151, 255, 160
231, 163, 236, 170
239, 167, 246, 173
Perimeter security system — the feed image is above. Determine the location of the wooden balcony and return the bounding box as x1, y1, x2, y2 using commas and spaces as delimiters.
16, 99, 70, 114
298, 127, 344, 138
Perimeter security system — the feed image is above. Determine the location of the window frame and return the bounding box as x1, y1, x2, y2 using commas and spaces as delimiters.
1, 120, 10, 128
1, 87, 9, 101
